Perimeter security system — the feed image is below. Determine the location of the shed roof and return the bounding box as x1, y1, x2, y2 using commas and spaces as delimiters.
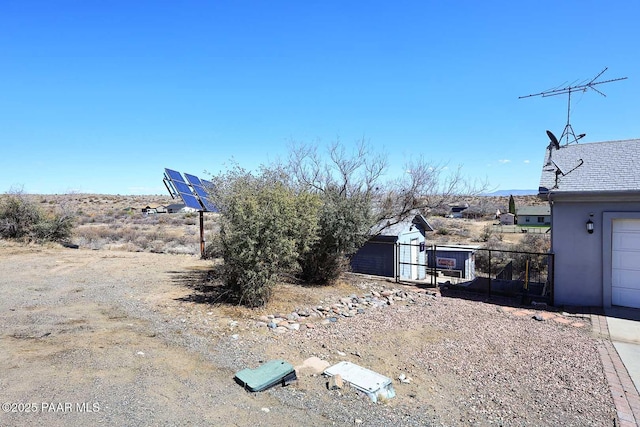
539, 139, 640, 194
371, 213, 433, 237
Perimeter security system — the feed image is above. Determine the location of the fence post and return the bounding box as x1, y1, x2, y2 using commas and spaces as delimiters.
395, 242, 399, 283
432, 244, 436, 287
488, 249, 492, 297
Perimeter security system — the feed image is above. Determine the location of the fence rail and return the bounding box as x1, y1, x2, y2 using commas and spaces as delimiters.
492, 225, 551, 234
394, 243, 554, 304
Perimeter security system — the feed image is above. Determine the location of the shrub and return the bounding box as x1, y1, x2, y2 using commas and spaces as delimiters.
298, 189, 373, 285
0, 191, 74, 243
211, 167, 320, 307
0, 193, 41, 239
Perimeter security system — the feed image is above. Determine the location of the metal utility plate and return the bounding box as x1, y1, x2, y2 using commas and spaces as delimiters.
324, 361, 395, 402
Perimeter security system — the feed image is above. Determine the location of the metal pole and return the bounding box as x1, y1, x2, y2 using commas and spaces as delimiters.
432, 244, 437, 287
199, 211, 205, 259
488, 249, 492, 297
395, 242, 399, 283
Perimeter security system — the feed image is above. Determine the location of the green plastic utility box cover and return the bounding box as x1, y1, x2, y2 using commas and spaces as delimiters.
234, 360, 297, 392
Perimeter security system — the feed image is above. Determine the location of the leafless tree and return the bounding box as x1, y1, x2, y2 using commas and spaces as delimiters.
286, 139, 488, 234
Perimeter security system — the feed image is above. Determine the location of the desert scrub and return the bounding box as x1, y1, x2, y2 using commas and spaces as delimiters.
0, 191, 74, 243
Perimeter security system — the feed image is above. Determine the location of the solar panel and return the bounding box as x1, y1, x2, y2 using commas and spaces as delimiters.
172, 180, 193, 195
184, 173, 203, 186
165, 168, 187, 183
179, 192, 204, 210
164, 168, 204, 211
185, 173, 218, 212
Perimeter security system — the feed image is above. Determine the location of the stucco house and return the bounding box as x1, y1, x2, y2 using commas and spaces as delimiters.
350, 214, 433, 280
539, 138, 640, 309
516, 205, 551, 225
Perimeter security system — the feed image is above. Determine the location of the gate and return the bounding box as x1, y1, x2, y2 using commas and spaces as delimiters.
396, 243, 554, 304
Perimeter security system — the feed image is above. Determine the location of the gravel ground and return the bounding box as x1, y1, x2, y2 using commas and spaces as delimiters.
0, 244, 616, 426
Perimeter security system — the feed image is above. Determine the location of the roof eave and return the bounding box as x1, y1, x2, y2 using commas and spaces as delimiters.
542, 189, 640, 202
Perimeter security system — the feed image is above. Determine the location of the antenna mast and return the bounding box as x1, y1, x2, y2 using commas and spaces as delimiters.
519, 67, 627, 145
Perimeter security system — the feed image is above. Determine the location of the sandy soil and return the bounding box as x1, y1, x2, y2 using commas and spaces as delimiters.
0, 242, 613, 426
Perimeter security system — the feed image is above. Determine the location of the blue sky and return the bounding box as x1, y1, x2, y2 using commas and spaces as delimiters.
1, 1, 638, 195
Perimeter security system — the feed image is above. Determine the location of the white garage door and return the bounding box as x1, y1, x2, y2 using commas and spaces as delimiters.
612, 219, 640, 308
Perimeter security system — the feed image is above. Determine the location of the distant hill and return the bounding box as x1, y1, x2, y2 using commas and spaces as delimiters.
483, 189, 538, 197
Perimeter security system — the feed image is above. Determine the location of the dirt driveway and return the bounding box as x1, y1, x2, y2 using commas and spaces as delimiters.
0, 243, 615, 426
0, 244, 332, 426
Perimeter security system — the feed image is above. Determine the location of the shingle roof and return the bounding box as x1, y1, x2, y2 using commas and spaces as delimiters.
371, 213, 433, 237
538, 139, 640, 193
517, 205, 550, 216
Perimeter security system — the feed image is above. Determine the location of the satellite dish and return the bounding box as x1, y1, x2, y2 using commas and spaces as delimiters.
546, 130, 560, 149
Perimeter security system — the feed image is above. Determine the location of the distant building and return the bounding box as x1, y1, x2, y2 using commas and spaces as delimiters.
448, 203, 469, 218
166, 203, 198, 214
499, 212, 516, 225
516, 206, 551, 225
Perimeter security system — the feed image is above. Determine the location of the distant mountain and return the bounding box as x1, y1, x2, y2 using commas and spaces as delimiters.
482, 189, 538, 197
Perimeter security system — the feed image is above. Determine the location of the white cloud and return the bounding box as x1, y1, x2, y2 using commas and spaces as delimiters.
523, 160, 530, 164
498, 159, 511, 164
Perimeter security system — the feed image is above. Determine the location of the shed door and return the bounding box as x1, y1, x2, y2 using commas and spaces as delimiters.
612, 219, 640, 308
410, 238, 419, 280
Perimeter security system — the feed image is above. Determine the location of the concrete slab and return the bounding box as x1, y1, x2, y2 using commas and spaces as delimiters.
613, 341, 640, 394
607, 316, 640, 344
606, 307, 640, 395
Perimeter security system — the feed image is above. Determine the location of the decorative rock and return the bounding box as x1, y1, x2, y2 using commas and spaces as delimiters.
274, 326, 288, 334
398, 373, 412, 384
305, 323, 315, 329
295, 356, 330, 375
532, 314, 544, 321
267, 322, 277, 329
328, 317, 338, 322
286, 323, 300, 331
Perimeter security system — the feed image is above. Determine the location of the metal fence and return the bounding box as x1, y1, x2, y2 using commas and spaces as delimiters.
396, 243, 554, 304
492, 225, 551, 234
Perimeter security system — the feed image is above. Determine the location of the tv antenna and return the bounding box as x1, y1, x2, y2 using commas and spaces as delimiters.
519, 67, 627, 145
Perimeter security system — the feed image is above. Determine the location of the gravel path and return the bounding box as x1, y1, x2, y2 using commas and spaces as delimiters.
0, 245, 616, 426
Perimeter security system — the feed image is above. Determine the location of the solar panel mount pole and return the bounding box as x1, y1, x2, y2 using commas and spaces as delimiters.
199, 211, 205, 259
